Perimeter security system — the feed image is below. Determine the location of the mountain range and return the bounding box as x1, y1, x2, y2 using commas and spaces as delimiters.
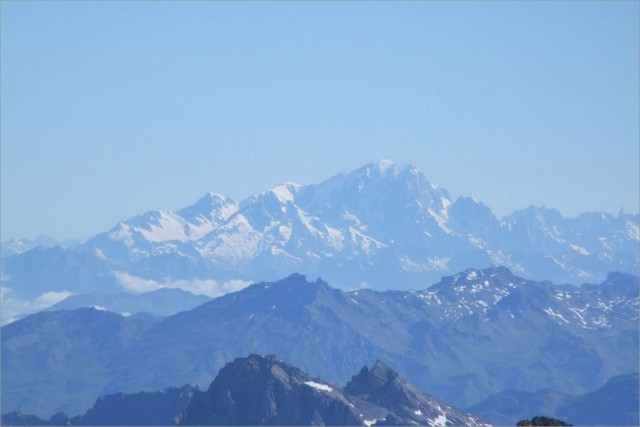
2, 354, 487, 426
3, 160, 638, 319
3, 267, 637, 422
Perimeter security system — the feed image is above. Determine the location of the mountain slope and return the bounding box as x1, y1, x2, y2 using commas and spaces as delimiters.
557, 372, 639, 426
1, 308, 153, 417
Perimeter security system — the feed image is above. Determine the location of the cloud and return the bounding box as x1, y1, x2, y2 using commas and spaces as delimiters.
1, 289, 73, 325
113, 271, 252, 298
113, 271, 163, 294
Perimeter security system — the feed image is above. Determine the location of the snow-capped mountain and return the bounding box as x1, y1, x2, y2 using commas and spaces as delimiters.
2, 160, 638, 302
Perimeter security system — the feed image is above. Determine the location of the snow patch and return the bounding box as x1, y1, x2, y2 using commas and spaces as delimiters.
626, 221, 640, 240
304, 380, 333, 392
429, 413, 450, 426
570, 244, 590, 255
544, 307, 570, 324
270, 184, 298, 204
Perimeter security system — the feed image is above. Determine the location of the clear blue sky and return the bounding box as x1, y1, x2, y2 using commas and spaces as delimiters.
2, 1, 638, 240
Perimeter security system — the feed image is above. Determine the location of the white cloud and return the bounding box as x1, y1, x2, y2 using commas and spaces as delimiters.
113, 271, 252, 298
35, 291, 74, 307
113, 271, 163, 294
1, 289, 73, 325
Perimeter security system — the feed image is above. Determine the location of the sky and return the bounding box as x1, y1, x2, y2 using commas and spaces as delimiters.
2, 1, 638, 241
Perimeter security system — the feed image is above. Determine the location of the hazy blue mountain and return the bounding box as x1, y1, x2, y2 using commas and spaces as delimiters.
1, 308, 153, 417
468, 373, 639, 426
2, 245, 120, 300
3, 161, 638, 308
46, 288, 212, 318
3, 268, 636, 419
466, 388, 571, 426
557, 372, 639, 426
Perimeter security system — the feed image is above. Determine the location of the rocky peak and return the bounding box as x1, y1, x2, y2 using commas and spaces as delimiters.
178, 354, 362, 426
345, 361, 399, 396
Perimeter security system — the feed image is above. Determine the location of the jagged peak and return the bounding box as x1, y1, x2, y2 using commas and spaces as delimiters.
345, 360, 401, 394
180, 192, 237, 212
505, 205, 565, 223
202, 191, 232, 200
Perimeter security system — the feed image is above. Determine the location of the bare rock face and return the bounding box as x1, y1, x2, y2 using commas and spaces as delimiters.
345, 361, 488, 426
178, 354, 362, 426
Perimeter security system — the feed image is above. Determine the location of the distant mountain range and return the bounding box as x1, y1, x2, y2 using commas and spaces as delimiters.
3, 160, 638, 309
2, 354, 488, 426
3, 267, 637, 422
1, 235, 80, 257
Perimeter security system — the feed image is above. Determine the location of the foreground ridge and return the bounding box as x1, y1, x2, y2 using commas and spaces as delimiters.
2, 354, 489, 427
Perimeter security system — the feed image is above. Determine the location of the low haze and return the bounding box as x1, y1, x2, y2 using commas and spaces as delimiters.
2, 1, 638, 240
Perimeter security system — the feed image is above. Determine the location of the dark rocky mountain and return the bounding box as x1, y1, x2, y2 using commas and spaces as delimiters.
2, 268, 637, 420
178, 354, 364, 426
469, 373, 639, 426
1, 385, 196, 426
2, 355, 486, 426
3, 161, 638, 315
179, 354, 488, 426
343, 360, 484, 427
